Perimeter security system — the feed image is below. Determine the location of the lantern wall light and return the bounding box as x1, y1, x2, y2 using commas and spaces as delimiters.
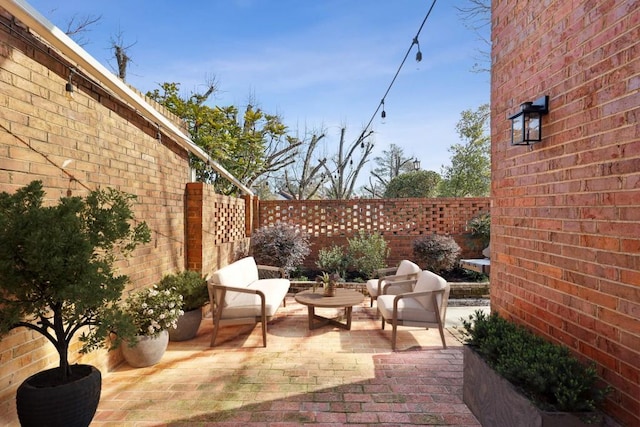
509, 95, 549, 145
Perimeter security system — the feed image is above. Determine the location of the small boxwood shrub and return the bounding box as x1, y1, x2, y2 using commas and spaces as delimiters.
467, 211, 491, 246
461, 310, 609, 413
347, 230, 389, 279
316, 244, 350, 278
156, 270, 208, 312
250, 222, 310, 274
412, 234, 461, 273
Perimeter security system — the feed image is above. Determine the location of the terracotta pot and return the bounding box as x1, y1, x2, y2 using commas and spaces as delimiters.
122, 330, 169, 368
323, 281, 336, 297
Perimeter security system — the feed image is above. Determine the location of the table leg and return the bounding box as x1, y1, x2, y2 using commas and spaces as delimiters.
306, 306, 353, 330
308, 306, 315, 330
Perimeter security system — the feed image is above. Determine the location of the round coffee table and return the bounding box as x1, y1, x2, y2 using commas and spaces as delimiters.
294, 288, 365, 330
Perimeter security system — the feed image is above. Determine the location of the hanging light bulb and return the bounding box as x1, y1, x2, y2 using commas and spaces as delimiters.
64, 70, 74, 100
381, 99, 386, 120
414, 37, 423, 62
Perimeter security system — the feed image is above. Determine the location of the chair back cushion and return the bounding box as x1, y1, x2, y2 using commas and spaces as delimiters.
211, 256, 259, 288
396, 260, 421, 277
412, 270, 447, 310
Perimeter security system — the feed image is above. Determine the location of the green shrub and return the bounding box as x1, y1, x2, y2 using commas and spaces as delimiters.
157, 270, 208, 312
467, 211, 491, 246
412, 234, 461, 273
346, 230, 389, 279
461, 311, 609, 413
316, 244, 350, 278
250, 222, 310, 274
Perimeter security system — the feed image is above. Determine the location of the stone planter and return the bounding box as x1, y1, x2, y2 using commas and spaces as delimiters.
168, 308, 202, 341
122, 330, 169, 368
463, 346, 603, 427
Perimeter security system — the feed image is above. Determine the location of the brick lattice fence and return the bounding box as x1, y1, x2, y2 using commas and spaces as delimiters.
257, 198, 490, 269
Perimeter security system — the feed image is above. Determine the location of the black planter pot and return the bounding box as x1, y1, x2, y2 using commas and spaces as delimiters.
16, 364, 101, 427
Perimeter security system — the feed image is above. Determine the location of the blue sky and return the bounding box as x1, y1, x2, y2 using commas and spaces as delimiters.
27, 0, 489, 189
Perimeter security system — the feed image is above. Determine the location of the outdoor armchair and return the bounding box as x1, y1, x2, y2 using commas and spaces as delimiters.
377, 269, 450, 350
366, 259, 421, 307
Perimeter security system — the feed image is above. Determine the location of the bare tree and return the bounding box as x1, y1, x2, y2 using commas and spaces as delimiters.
323, 128, 374, 199
457, 0, 491, 73
281, 131, 328, 199
63, 13, 102, 47
110, 30, 136, 81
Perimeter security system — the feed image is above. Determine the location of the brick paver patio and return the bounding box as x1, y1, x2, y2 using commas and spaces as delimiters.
92, 296, 482, 426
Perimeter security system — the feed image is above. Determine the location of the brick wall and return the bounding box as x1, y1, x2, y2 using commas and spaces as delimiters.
186, 182, 250, 276
0, 10, 191, 422
257, 198, 490, 269
491, 1, 639, 425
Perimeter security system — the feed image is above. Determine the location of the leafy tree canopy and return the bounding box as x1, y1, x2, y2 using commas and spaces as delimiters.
384, 170, 442, 198
147, 82, 301, 195
438, 103, 491, 197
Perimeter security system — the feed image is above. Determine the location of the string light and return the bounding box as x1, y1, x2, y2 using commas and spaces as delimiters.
414, 37, 423, 62
65, 69, 74, 100
355, 0, 437, 141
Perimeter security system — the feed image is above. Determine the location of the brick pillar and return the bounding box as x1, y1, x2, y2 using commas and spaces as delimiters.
244, 194, 253, 236
185, 182, 203, 272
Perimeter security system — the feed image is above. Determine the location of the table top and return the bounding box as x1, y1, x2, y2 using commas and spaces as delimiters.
294, 288, 365, 308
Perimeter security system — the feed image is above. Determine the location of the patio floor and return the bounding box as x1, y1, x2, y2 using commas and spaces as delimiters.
92, 296, 487, 426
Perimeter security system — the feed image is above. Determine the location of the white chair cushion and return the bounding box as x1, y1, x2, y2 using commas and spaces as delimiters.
210, 256, 259, 288
377, 294, 439, 323
396, 260, 421, 276
219, 278, 289, 319
366, 260, 421, 297
412, 270, 446, 309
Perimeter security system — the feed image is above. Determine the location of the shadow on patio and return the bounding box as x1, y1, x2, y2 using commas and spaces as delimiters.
93, 297, 484, 426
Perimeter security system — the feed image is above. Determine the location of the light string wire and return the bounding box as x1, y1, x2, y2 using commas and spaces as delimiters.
355, 0, 438, 145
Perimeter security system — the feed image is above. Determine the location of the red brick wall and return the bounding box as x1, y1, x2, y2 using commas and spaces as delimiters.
0, 10, 190, 422
491, 1, 639, 425
258, 198, 490, 269
186, 182, 250, 276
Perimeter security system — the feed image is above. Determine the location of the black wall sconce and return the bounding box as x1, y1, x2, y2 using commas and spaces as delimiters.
509, 95, 549, 145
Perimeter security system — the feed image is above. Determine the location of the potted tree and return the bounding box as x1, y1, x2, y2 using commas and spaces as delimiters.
0, 181, 150, 427
460, 310, 609, 427
157, 270, 208, 341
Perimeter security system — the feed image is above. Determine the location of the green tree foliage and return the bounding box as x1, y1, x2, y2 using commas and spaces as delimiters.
365, 143, 415, 197
439, 104, 491, 197
384, 170, 442, 198
0, 181, 150, 381
147, 82, 301, 195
